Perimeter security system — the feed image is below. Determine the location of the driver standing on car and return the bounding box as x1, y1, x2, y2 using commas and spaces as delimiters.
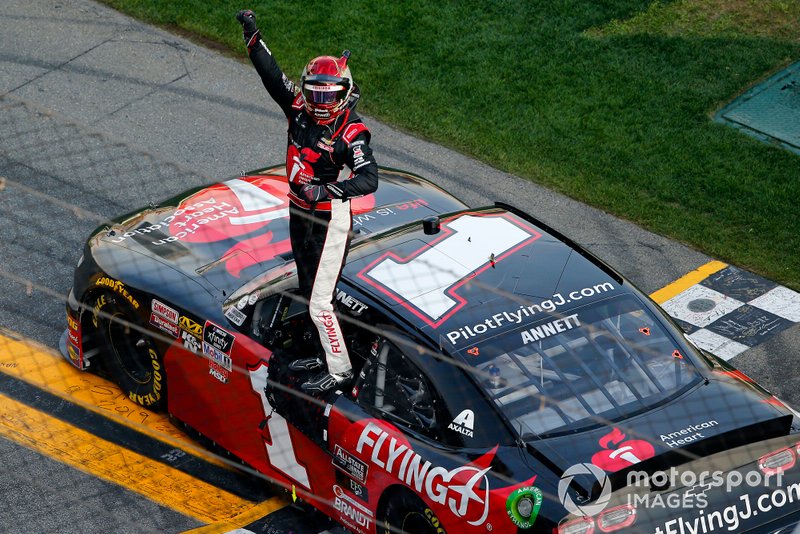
236, 10, 378, 394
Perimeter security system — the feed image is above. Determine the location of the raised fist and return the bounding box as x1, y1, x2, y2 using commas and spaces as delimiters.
236, 10, 259, 44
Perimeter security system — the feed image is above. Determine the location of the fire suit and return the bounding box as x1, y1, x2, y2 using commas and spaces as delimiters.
245, 37, 378, 375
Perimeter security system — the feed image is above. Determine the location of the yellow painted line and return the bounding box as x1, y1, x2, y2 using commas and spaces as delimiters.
649, 260, 728, 304
0, 331, 229, 468
184, 497, 291, 533
0, 391, 252, 523
0, 330, 291, 529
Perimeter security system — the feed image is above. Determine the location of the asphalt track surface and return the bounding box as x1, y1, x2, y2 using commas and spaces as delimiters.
0, 1, 798, 532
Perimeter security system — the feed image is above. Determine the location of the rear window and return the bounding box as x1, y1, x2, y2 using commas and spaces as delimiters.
465, 295, 701, 438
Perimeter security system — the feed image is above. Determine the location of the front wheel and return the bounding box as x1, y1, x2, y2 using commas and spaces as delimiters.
94, 291, 166, 410
379, 490, 445, 534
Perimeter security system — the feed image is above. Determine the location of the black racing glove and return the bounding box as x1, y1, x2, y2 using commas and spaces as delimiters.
301, 184, 329, 203
324, 182, 345, 199
236, 10, 260, 47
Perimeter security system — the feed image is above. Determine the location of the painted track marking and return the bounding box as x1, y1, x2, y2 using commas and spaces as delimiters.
0, 390, 257, 523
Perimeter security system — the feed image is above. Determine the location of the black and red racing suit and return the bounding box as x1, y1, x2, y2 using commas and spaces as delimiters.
246, 38, 378, 375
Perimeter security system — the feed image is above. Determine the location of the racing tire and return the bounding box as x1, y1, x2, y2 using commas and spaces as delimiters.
379, 490, 445, 534
94, 291, 167, 411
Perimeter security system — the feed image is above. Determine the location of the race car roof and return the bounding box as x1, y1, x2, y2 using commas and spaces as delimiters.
98, 167, 466, 296
341, 205, 626, 353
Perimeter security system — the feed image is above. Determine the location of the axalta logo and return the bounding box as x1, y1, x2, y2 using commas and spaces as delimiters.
448, 409, 475, 438
356, 422, 490, 525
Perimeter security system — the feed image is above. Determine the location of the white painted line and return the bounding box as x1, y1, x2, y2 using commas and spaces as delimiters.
661, 285, 744, 328
748, 286, 800, 322
686, 329, 749, 361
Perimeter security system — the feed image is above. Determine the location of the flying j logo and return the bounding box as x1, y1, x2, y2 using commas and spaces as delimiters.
356, 422, 492, 526
358, 214, 540, 327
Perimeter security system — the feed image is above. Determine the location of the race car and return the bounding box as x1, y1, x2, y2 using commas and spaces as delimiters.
62, 165, 800, 533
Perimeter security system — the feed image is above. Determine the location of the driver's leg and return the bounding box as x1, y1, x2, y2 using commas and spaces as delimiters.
302, 199, 353, 392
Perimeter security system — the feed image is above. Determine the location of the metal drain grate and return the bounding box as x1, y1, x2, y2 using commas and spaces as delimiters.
715, 61, 800, 155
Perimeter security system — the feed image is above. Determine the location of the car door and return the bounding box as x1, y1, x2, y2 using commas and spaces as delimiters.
327, 329, 507, 529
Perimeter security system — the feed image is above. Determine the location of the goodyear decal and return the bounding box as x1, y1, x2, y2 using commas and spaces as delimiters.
95, 276, 140, 310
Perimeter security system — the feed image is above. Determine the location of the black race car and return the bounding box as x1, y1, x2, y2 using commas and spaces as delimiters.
63, 165, 800, 533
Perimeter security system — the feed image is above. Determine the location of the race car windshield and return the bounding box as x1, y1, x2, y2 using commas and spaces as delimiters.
467, 294, 701, 438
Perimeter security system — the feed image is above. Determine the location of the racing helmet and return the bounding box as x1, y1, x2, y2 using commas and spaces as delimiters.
300, 51, 353, 124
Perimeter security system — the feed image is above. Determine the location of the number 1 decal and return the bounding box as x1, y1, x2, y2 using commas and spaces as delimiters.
358, 214, 540, 327
249, 363, 310, 489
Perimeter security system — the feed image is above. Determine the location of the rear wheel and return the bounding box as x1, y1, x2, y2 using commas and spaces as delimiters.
380, 490, 445, 534
94, 292, 166, 410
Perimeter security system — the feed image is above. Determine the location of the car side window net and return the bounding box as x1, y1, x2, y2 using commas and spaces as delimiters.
251, 291, 312, 352
355, 339, 438, 436
472, 295, 700, 438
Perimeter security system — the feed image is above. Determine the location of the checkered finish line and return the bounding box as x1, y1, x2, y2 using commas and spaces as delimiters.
653, 262, 800, 361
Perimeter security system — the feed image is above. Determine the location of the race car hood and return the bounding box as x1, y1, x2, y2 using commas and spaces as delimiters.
96, 167, 466, 296
532, 376, 794, 495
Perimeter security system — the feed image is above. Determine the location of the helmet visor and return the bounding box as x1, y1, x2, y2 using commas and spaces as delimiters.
303, 81, 349, 105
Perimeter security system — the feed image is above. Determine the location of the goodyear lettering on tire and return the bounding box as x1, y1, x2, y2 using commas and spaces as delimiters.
424, 508, 446, 534
127, 348, 163, 407
92, 294, 108, 327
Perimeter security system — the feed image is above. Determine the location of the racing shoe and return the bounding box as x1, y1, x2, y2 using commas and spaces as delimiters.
288, 357, 324, 371
301, 369, 354, 394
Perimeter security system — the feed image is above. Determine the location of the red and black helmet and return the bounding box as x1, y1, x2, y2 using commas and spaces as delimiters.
300, 51, 353, 125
